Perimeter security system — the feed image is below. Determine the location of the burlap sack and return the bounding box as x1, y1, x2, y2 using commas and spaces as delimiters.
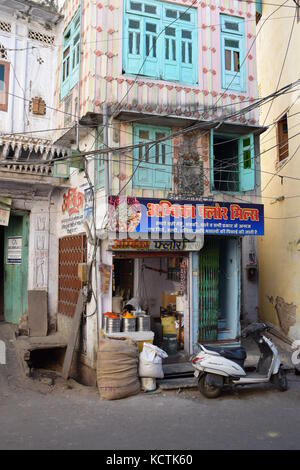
97, 336, 140, 400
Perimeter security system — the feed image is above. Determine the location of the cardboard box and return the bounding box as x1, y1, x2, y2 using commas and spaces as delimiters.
161, 292, 177, 309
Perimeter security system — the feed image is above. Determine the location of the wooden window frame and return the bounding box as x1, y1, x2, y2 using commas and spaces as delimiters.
0, 60, 10, 112
60, 10, 81, 101
132, 124, 172, 189
220, 15, 245, 93
277, 113, 289, 163
123, 0, 198, 85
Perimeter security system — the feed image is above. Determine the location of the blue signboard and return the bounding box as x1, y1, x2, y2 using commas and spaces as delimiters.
108, 197, 264, 237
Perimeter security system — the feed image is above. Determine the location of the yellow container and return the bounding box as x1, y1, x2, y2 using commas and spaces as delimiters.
161, 316, 176, 335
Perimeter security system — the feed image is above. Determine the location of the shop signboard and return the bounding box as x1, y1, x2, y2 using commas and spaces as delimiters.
108, 196, 264, 237
6, 236, 22, 264
109, 239, 203, 251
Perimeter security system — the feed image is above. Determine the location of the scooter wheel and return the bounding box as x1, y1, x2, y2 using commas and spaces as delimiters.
198, 373, 222, 399
272, 366, 288, 392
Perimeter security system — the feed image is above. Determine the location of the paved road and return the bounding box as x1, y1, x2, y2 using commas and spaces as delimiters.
1, 324, 300, 450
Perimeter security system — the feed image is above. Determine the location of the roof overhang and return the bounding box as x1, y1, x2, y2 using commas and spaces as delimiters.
114, 109, 268, 135
0, 0, 62, 26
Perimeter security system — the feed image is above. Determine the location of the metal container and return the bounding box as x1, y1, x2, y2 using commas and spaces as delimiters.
122, 317, 136, 332
163, 334, 177, 355
103, 315, 108, 332
137, 315, 151, 332
106, 317, 121, 334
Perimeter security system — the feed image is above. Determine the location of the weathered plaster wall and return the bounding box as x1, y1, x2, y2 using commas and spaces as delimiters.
257, 0, 300, 340
0, 11, 57, 137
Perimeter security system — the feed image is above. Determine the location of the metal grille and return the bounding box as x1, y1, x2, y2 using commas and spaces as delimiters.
28, 30, 55, 45
0, 21, 11, 33
58, 234, 87, 317
198, 238, 219, 342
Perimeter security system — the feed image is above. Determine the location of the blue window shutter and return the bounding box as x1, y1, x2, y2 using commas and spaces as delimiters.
152, 131, 172, 188
132, 125, 172, 189
60, 11, 81, 101
143, 19, 159, 78
133, 127, 153, 187
220, 15, 245, 92
256, 1, 262, 16
126, 16, 143, 75
239, 134, 255, 191
180, 29, 195, 84
163, 26, 179, 82
210, 129, 215, 190
123, 1, 197, 85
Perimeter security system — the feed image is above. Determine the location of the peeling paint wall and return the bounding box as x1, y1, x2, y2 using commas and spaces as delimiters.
257, 1, 300, 340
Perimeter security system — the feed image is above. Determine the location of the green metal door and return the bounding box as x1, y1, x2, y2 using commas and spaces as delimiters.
4, 214, 29, 324
198, 238, 220, 342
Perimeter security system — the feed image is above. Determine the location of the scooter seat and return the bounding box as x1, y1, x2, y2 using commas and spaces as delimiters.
205, 345, 247, 367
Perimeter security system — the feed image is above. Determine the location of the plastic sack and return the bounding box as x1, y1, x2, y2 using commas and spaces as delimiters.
139, 343, 168, 379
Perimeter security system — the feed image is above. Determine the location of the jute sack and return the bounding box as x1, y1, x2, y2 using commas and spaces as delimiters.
97, 336, 140, 400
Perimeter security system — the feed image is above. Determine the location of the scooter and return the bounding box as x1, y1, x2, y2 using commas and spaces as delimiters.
192, 322, 288, 398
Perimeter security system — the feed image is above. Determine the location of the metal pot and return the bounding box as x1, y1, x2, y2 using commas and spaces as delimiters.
137, 315, 151, 332
106, 317, 121, 334
122, 317, 136, 332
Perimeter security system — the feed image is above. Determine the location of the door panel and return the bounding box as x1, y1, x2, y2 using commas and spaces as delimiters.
198, 238, 219, 342
4, 214, 29, 324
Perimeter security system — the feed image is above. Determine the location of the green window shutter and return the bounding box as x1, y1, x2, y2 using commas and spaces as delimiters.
239, 134, 255, 191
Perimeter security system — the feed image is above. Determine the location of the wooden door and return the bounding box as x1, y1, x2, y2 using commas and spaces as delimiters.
4, 214, 29, 324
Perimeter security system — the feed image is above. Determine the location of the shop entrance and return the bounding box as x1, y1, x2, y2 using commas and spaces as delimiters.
198, 236, 240, 343
112, 252, 189, 360
0, 214, 29, 324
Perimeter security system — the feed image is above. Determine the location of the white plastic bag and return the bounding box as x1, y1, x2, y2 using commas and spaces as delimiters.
139, 343, 168, 379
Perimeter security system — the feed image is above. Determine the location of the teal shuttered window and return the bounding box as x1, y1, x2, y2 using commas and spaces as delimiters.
210, 130, 255, 193
60, 11, 81, 101
220, 15, 245, 92
132, 125, 172, 189
124, 0, 197, 85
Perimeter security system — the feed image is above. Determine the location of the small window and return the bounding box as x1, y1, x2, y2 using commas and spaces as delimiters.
221, 15, 245, 92
210, 131, 255, 192
0, 61, 10, 112
277, 114, 289, 162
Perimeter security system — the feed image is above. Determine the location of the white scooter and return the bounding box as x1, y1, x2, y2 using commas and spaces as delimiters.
192, 323, 288, 398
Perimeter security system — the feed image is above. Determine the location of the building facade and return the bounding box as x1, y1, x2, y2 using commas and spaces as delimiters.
257, 0, 300, 341
0, 0, 68, 330
48, 0, 265, 382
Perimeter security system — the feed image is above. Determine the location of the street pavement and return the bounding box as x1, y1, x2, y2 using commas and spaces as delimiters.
1, 323, 300, 450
